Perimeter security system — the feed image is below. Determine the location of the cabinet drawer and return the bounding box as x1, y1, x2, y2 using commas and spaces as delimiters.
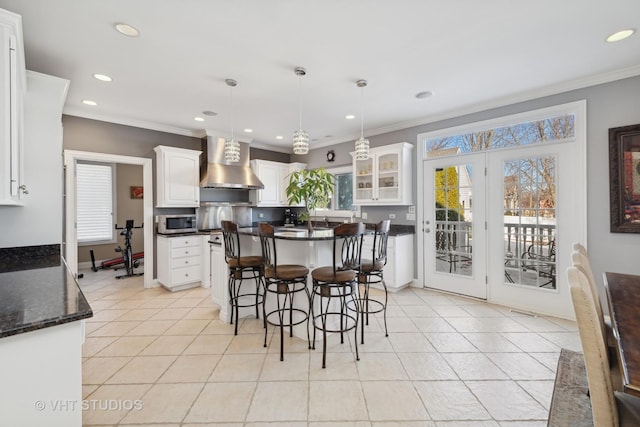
170, 237, 200, 249
170, 265, 201, 285
171, 245, 201, 258
170, 255, 201, 269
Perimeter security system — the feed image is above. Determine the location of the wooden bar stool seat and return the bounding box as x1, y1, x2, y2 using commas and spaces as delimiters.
258, 223, 311, 361
353, 220, 390, 344
311, 222, 365, 368
221, 220, 265, 336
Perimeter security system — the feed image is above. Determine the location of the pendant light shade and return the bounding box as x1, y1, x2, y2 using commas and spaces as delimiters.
292, 67, 309, 155
224, 79, 240, 162
355, 79, 370, 160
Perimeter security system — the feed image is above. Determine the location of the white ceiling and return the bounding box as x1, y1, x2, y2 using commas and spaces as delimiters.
1, 0, 640, 152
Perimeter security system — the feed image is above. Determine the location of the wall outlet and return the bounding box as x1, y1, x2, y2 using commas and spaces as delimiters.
389, 213, 396, 219
258, 213, 264, 218
408, 205, 415, 214
406, 213, 416, 221
362, 212, 368, 219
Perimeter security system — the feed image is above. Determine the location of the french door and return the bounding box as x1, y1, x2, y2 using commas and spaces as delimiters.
423, 143, 583, 318
424, 153, 487, 299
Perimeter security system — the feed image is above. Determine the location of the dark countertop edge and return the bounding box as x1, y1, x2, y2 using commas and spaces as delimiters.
0, 248, 94, 339
0, 309, 93, 339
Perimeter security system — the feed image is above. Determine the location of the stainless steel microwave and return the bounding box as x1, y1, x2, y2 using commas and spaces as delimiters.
156, 214, 197, 234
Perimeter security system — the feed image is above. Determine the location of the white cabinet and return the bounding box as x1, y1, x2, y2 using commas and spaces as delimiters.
250, 160, 306, 206
362, 233, 414, 290
353, 142, 413, 205
157, 235, 202, 291
154, 145, 201, 207
0, 9, 25, 205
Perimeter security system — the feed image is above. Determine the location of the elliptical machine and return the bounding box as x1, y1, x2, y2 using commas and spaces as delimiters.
114, 219, 144, 279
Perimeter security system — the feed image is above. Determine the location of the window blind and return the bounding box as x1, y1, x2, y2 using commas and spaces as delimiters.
77, 162, 114, 243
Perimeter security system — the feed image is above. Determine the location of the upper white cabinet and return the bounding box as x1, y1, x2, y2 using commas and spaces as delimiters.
0, 9, 26, 205
352, 142, 413, 205
250, 160, 306, 206
154, 145, 201, 207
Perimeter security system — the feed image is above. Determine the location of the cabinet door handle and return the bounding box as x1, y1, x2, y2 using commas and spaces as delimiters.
185, 260, 189, 264
185, 251, 189, 254
185, 273, 189, 277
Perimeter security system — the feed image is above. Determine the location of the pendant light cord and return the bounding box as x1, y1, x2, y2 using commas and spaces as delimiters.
230, 84, 234, 141
298, 74, 303, 130
360, 85, 364, 139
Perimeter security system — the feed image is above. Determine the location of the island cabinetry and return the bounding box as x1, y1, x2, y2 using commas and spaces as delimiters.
0, 9, 26, 205
250, 159, 306, 206
209, 242, 229, 321
157, 235, 202, 291
353, 142, 413, 205
154, 145, 201, 207
362, 233, 414, 290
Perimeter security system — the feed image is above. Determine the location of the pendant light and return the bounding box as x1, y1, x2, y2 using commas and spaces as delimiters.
355, 79, 370, 160
224, 78, 240, 162
292, 67, 309, 155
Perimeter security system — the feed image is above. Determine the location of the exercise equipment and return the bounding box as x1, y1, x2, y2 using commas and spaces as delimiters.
90, 220, 144, 279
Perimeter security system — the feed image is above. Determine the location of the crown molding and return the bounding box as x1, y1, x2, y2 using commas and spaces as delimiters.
62, 108, 201, 138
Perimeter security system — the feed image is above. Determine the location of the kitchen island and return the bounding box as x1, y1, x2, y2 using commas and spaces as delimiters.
0, 244, 93, 427
209, 224, 414, 339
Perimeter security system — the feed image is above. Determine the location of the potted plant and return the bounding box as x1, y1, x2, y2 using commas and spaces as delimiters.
285, 168, 335, 232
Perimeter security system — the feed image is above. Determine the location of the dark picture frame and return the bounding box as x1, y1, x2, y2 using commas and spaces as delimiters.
609, 123, 640, 233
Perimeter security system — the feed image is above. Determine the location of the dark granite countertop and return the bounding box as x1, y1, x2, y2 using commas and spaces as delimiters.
0, 244, 93, 339
238, 226, 338, 241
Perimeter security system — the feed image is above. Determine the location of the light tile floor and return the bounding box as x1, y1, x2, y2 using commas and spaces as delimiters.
78, 267, 581, 426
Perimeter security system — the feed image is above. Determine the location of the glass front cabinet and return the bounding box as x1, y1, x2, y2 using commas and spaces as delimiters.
352, 142, 413, 205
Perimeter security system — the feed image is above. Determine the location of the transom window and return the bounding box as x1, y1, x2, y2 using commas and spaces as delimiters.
426, 114, 575, 156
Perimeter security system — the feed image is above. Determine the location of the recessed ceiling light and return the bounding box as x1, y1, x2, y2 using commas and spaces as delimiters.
325, 135, 333, 138
606, 29, 635, 42
115, 23, 140, 37
194, 117, 205, 122
202, 110, 217, 116
244, 128, 253, 133
345, 114, 355, 120
415, 91, 434, 99
93, 73, 112, 82
276, 135, 283, 140
82, 99, 97, 106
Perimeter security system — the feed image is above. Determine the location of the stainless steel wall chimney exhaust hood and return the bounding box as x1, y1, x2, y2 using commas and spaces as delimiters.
200, 136, 264, 189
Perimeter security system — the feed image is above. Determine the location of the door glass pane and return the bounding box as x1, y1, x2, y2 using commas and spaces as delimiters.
503, 156, 557, 289
434, 163, 473, 276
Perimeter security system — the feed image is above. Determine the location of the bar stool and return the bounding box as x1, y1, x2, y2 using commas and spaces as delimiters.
258, 222, 311, 361
221, 220, 265, 335
310, 222, 365, 368
355, 219, 390, 344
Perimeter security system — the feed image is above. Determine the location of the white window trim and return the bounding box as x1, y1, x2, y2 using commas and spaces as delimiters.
415, 100, 587, 289
311, 165, 361, 218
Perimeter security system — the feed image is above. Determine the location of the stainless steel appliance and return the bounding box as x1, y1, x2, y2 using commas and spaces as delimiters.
200, 136, 264, 189
156, 214, 197, 234
196, 203, 252, 231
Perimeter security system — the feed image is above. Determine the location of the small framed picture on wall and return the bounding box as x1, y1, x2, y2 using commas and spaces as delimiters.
130, 186, 143, 199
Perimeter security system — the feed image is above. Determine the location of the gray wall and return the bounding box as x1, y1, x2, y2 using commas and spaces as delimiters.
298, 75, 640, 286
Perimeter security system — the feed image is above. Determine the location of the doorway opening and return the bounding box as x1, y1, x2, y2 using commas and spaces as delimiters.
64, 150, 154, 287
